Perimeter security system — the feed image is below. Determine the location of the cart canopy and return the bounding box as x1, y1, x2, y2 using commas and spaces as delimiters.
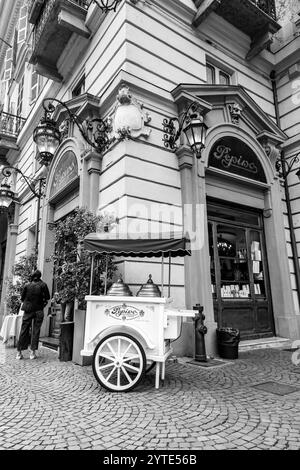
83, 232, 191, 257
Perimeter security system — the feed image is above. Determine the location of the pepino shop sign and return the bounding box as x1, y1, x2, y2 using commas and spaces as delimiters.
209, 137, 267, 183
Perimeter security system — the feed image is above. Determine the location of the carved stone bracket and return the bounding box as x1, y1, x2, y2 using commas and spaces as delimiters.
256, 131, 283, 172
59, 119, 71, 141
228, 102, 243, 125
109, 84, 152, 141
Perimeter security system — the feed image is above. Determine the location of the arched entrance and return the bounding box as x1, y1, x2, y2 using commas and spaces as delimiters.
203, 129, 293, 340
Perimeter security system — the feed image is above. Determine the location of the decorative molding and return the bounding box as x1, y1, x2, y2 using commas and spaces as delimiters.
228, 103, 243, 125
256, 131, 283, 171
174, 84, 287, 143
109, 84, 152, 141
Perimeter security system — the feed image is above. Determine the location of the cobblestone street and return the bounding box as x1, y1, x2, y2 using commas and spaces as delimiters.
0, 343, 300, 451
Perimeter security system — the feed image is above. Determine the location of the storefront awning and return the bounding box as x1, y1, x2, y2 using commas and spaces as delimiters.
83, 232, 191, 258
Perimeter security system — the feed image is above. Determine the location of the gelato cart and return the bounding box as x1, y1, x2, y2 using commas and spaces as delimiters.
81, 232, 196, 392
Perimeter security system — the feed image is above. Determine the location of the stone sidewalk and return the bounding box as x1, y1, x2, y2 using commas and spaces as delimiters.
0, 343, 299, 450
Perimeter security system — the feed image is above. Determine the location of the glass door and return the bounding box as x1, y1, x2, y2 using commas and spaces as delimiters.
208, 202, 274, 339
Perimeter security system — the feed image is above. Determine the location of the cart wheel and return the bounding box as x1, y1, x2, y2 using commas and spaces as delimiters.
92, 333, 146, 392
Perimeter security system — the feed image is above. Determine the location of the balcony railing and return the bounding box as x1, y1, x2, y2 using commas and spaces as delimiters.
250, 0, 276, 20
0, 112, 26, 140
28, 0, 90, 23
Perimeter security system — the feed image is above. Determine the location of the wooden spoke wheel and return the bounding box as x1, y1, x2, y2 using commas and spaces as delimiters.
92, 333, 146, 392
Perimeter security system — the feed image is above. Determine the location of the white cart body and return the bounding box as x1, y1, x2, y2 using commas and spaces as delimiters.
81, 295, 195, 389
81, 232, 194, 390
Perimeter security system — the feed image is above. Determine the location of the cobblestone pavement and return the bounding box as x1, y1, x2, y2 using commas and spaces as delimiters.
0, 343, 300, 450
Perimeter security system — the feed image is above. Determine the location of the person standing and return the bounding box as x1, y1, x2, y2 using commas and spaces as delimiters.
16, 269, 50, 360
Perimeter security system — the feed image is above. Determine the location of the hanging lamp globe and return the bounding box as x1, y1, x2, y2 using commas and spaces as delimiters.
0, 182, 14, 213
183, 113, 208, 159
33, 115, 61, 167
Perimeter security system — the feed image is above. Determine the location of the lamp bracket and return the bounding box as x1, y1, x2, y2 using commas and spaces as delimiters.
92, 0, 121, 13
162, 101, 203, 151
275, 152, 300, 179
42, 98, 113, 154
92, 0, 139, 13
2, 166, 46, 199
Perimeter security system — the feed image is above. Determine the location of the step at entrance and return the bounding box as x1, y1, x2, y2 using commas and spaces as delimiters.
40, 336, 59, 351
239, 336, 291, 352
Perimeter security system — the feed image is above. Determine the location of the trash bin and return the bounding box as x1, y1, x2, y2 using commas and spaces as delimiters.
216, 327, 240, 359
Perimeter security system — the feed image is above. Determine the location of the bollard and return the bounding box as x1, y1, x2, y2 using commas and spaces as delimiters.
193, 304, 208, 362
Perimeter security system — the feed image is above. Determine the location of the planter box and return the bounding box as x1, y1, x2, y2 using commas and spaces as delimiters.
59, 321, 74, 361
72, 309, 92, 366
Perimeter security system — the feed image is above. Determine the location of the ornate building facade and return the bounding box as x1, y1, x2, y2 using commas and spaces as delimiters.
0, 0, 300, 357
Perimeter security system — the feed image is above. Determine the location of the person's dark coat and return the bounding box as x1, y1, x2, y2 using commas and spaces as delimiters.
21, 279, 50, 313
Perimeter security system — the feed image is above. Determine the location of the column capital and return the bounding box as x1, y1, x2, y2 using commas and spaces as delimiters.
175, 145, 194, 171
9, 224, 18, 236
84, 150, 102, 174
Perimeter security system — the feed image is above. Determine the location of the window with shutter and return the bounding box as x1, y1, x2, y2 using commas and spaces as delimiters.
17, 4, 28, 44
3, 48, 13, 82
31, 69, 39, 102
17, 76, 24, 117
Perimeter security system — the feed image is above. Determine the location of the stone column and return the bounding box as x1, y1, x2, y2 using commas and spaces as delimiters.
264, 181, 300, 339
82, 151, 101, 213
175, 145, 218, 358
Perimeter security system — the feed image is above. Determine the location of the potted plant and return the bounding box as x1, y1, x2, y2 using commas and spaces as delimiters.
52, 207, 117, 315
6, 254, 37, 315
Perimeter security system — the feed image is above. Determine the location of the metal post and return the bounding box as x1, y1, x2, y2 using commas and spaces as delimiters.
193, 304, 207, 362
168, 251, 171, 298
104, 255, 109, 295
161, 255, 164, 297
89, 254, 95, 295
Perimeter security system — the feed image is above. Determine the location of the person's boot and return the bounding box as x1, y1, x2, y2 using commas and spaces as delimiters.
29, 350, 37, 360
16, 351, 23, 360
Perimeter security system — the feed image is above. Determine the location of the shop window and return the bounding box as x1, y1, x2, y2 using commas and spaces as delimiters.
217, 225, 250, 299
208, 215, 268, 301
208, 202, 260, 227
209, 223, 216, 299
206, 63, 231, 85
250, 230, 266, 298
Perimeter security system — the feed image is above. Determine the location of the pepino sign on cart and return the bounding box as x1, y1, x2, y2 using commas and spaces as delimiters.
104, 303, 145, 321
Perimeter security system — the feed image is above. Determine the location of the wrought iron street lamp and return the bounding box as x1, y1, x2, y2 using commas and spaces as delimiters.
162, 102, 208, 158
0, 181, 15, 213
33, 112, 61, 167
1, 166, 46, 257
33, 98, 113, 166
